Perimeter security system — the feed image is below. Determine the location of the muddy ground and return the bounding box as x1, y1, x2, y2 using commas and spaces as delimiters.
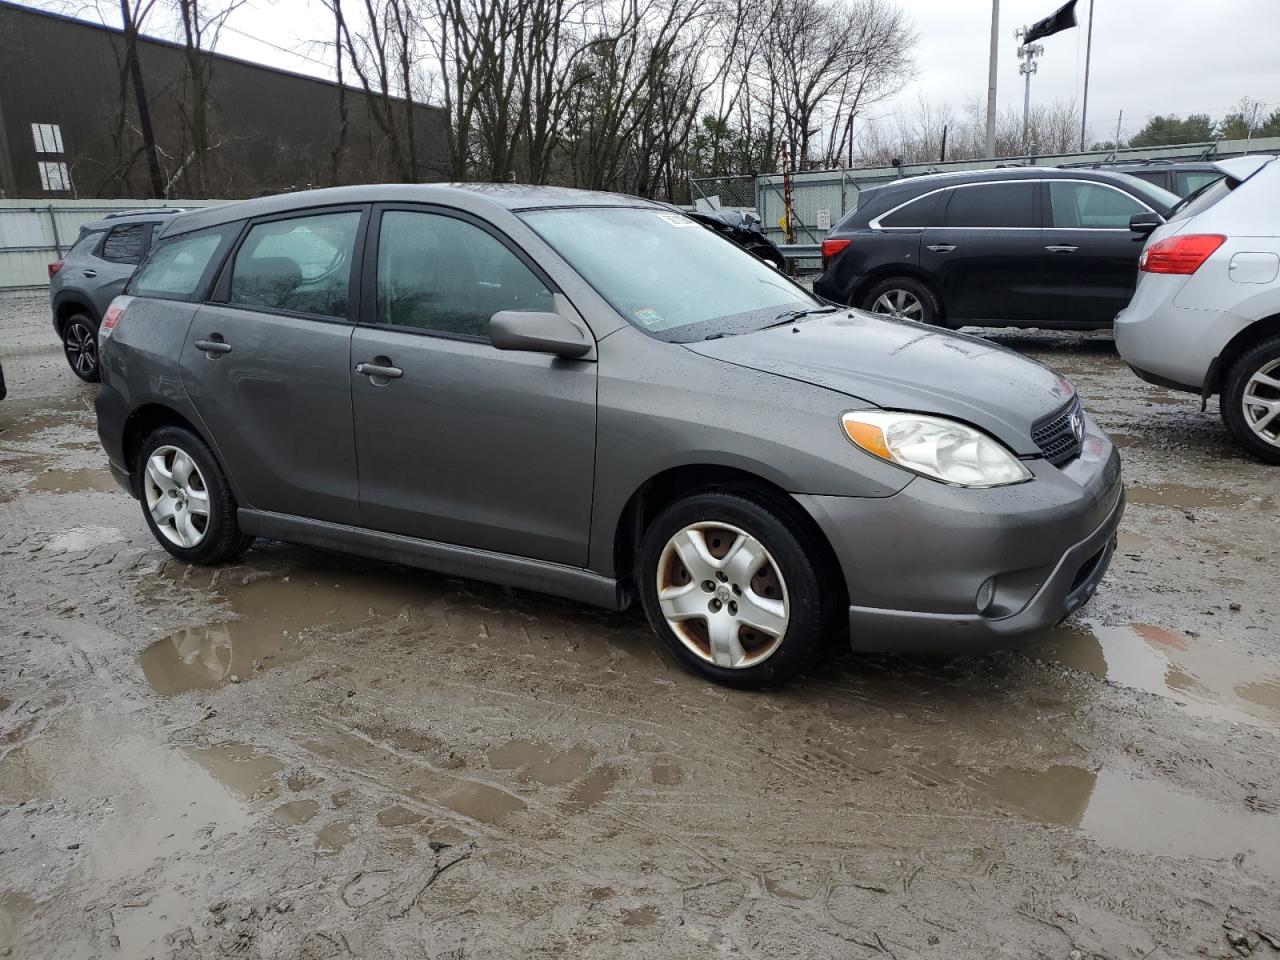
2, 290, 1279, 960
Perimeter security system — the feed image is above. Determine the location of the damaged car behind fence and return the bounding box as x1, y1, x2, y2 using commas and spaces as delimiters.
93, 184, 1124, 687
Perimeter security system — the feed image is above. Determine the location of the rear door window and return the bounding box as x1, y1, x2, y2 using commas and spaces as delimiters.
128, 225, 237, 302
100, 223, 151, 264
1048, 182, 1146, 229
229, 211, 362, 319
942, 183, 1036, 228
878, 191, 941, 228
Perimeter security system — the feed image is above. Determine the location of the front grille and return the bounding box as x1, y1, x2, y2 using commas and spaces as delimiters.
1032, 396, 1085, 466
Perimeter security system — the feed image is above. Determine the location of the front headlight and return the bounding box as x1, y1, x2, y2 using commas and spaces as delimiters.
841, 410, 1032, 487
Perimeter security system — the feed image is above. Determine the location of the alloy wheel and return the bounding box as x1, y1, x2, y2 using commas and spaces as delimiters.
143, 445, 211, 548
870, 288, 924, 320
1242, 357, 1280, 448
64, 321, 98, 377
655, 522, 790, 669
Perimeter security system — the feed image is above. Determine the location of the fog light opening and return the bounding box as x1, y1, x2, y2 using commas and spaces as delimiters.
976, 577, 996, 615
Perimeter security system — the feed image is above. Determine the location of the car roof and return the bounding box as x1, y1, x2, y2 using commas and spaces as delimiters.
1060, 159, 1220, 171
160, 183, 663, 238
869, 165, 1145, 197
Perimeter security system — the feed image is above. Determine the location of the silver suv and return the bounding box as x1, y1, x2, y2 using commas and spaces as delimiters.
49, 209, 185, 381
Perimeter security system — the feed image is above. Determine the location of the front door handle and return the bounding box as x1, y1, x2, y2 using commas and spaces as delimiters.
926, 243, 956, 253
1045, 245, 1079, 253
82, 269, 98, 278
194, 337, 232, 355
356, 360, 403, 381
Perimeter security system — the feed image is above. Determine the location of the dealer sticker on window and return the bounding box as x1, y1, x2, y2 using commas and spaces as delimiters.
655, 213, 695, 227
633, 307, 664, 327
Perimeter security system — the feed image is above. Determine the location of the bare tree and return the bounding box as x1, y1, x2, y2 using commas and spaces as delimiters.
171, 0, 245, 195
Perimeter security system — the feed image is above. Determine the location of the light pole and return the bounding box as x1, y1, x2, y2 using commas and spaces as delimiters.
1014, 28, 1044, 155
985, 0, 999, 159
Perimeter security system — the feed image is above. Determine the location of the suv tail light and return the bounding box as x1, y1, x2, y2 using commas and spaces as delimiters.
100, 296, 133, 338
821, 238, 851, 266
1139, 234, 1226, 275
48, 260, 64, 278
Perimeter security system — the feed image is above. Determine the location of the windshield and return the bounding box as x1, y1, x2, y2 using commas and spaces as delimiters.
1108, 173, 1180, 215
520, 207, 818, 342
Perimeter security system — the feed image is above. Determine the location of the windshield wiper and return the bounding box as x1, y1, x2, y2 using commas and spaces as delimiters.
765, 305, 839, 328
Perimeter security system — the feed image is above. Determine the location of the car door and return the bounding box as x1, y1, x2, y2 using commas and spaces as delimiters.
178, 207, 366, 525
350, 205, 596, 566
1039, 179, 1154, 325
918, 180, 1046, 323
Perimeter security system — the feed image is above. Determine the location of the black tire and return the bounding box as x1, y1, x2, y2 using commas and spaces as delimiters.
637, 489, 840, 689
1220, 334, 1280, 465
860, 276, 943, 326
135, 426, 255, 564
62, 312, 101, 382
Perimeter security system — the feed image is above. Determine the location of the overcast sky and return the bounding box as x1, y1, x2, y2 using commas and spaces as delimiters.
24, 0, 1278, 145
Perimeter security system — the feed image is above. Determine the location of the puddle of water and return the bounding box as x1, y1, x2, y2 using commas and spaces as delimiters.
25, 468, 120, 494
140, 570, 416, 695
651, 764, 683, 786
47, 525, 126, 552
977, 766, 1280, 876
377, 805, 425, 828
273, 799, 321, 824
315, 819, 355, 853
1033, 621, 1280, 729
1116, 530, 1151, 552
565, 765, 620, 812
1126, 482, 1272, 510
487, 739, 594, 786
186, 742, 286, 801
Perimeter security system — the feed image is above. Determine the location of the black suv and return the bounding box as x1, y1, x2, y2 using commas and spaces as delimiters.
814, 168, 1178, 330
1060, 158, 1224, 198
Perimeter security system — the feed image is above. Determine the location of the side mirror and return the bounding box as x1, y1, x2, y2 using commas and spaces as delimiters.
1130, 212, 1162, 236
489, 310, 593, 359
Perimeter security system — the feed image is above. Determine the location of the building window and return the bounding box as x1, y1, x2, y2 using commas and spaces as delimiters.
31, 123, 65, 154
38, 161, 72, 192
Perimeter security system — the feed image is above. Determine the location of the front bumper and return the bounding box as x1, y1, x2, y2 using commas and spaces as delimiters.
796, 419, 1124, 653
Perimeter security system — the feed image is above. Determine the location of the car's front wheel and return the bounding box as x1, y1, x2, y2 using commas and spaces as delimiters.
136, 426, 255, 563
62, 313, 100, 382
861, 277, 942, 326
637, 490, 837, 688
1221, 335, 1280, 464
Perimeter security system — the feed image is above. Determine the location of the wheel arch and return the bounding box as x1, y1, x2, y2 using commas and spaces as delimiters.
120, 403, 242, 501
52, 292, 99, 335
852, 267, 946, 322
610, 463, 846, 609
1206, 312, 1280, 396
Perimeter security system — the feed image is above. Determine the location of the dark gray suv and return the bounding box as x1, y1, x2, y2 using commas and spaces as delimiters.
49, 209, 185, 381
95, 184, 1124, 687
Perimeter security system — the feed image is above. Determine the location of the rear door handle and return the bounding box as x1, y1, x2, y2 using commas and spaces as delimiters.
1045, 245, 1079, 253
926, 243, 956, 253
194, 338, 232, 355
356, 361, 403, 380
82, 269, 97, 278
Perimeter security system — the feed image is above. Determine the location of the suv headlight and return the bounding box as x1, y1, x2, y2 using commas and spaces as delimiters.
841, 410, 1032, 487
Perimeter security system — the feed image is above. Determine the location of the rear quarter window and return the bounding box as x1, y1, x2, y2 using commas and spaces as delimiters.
127, 224, 238, 302
877, 191, 941, 228
101, 223, 151, 264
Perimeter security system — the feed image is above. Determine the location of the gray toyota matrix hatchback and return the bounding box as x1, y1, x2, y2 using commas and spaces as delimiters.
95, 184, 1124, 687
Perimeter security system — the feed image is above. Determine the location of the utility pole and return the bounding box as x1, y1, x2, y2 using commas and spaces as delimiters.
985, 0, 999, 158
1014, 28, 1043, 155
1079, 0, 1095, 150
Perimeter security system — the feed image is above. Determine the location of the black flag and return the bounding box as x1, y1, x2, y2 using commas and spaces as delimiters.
1023, 0, 1078, 44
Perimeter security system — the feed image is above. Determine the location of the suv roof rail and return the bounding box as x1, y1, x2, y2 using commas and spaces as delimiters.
100, 207, 188, 220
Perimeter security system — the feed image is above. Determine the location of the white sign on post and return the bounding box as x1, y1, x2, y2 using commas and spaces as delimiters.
815, 209, 831, 231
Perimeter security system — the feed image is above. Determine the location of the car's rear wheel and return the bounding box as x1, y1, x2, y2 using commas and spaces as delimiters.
861, 277, 942, 326
62, 313, 100, 382
1221, 335, 1280, 464
136, 426, 255, 563
637, 490, 837, 688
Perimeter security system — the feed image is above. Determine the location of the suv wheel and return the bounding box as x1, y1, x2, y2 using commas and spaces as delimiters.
637, 490, 837, 688
62, 313, 100, 382
136, 426, 255, 563
861, 277, 942, 326
1221, 335, 1280, 464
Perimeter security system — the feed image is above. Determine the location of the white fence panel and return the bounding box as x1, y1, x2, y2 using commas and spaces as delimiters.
0, 199, 220, 290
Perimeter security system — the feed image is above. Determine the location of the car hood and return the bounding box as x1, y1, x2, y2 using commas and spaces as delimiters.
687, 311, 1074, 456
